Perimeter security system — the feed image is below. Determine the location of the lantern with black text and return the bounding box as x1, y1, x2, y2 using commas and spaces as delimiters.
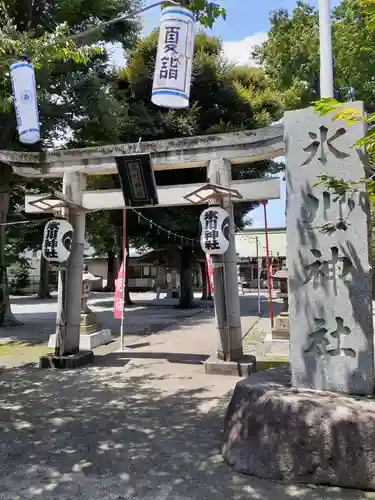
200, 207, 230, 255
10, 61, 40, 144
151, 6, 195, 109
42, 220, 74, 263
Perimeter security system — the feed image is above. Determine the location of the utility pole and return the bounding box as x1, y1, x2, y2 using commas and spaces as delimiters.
256, 236, 261, 315
318, 0, 334, 98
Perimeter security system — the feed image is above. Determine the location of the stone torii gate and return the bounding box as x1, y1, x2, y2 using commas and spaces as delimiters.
0, 124, 284, 368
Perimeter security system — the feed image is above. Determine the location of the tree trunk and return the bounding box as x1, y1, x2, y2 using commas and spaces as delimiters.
0, 165, 22, 326
200, 261, 213, 301
178, 246, 195, 309
37, 255, 52, 299
104, 250, 117, 292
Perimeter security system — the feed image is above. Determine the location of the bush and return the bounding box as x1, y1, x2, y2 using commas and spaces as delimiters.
9, 261, 31, 294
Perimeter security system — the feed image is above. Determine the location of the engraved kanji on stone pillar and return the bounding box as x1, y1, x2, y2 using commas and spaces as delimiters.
285, 102, 374, 395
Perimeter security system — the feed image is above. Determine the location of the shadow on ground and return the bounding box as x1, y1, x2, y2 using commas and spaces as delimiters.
0, 361, 372, 500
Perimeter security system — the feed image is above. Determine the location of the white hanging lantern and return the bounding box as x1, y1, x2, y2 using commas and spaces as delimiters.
152, 6, 196, 109
42, 219, 74, 263
200, 207, 231, 256
10, 61, 40, 145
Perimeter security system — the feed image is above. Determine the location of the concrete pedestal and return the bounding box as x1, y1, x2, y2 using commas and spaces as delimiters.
263, 333, 290, 357
80, 329, 112, 349
48, 329, 112, 350
205, 354, 256, 376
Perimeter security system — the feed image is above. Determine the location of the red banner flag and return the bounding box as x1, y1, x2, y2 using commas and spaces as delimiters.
114, 261, 125, 319
206, 255, 214, 294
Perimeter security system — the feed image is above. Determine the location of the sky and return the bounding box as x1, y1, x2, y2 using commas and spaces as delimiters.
111, 0, 340, 228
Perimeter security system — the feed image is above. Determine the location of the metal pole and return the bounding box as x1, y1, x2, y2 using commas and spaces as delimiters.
205, 258, 209, 311
256, 236, 261, 315
263, 201, 273, 328
120, 208, 127, 351
318, 0, 334, 98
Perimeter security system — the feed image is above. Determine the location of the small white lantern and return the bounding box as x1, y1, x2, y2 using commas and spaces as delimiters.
10, 61, 40, 144
152, 6, 195, 109
42, 219, 74, 263
200, 207, 230, 255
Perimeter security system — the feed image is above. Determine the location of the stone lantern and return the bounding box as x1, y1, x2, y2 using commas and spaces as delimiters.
271, 265, 289, 339
80, 266, 101, 335
263, 264, 290, 357
274, 266, 288, 311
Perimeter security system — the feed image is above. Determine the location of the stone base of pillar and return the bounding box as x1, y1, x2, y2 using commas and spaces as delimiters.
39, 350, 94, 369
216, 347, 243, 362
48, 328, 112, 350
80, 329, 112, 350
205, 354, 256, 376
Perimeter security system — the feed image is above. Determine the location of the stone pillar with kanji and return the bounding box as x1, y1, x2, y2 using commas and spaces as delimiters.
285, 102, 374, 395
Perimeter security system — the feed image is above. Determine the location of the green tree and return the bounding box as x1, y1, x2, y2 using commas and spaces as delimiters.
253, 0, 375, 111
257, 0, 375, 293
0, 0, 140, 325
86, 32, 285, 308
0, 0, 226, 324
173, 0, 225, 27
5, 176, 67, 299
59, 3, 228, 306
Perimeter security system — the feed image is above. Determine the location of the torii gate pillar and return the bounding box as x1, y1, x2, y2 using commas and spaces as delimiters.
207, 158, 243, 362
56, 172, 87, 356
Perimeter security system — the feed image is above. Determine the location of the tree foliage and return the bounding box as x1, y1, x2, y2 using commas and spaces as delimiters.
294, 0, 375, 202
257, 0, 375, 289
0, 0, 140, 325
168, 0, 226, 28
254, 0, 375, 111
0, 0, 227, 319
85, 32, 285, 306
118, 30, 285, 227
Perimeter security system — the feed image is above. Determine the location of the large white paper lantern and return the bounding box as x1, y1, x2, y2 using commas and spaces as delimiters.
42, 219, 74, 263
10, 61, 40, 144
152, 6, 195, 109
200, 207, 231, 255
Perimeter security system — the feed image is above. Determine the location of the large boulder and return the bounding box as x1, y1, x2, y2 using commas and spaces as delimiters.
223, 366, 375, 491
